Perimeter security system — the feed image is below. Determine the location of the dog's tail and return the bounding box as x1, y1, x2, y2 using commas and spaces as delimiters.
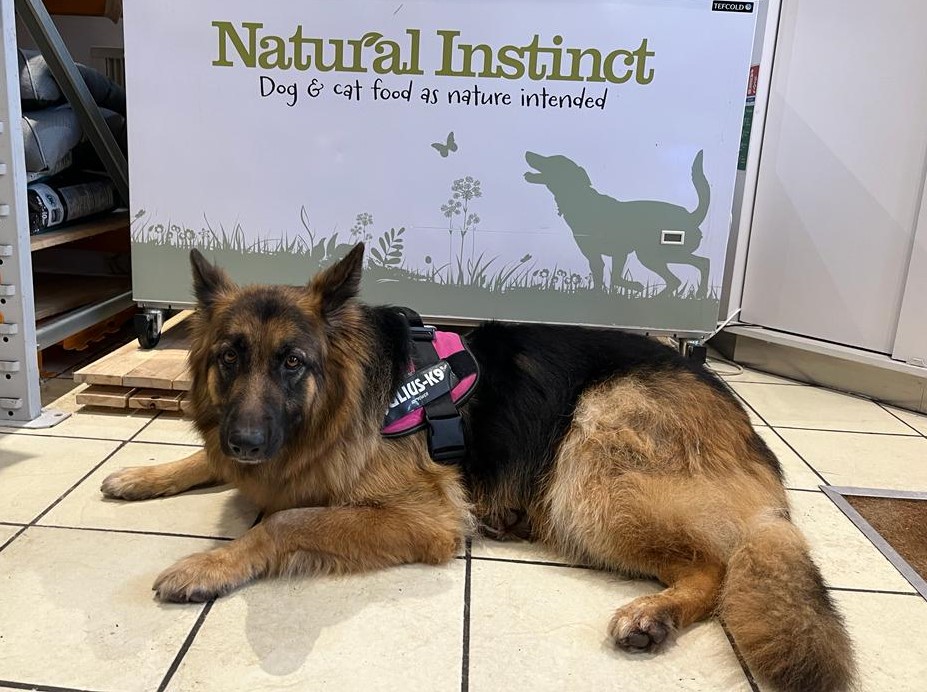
690, 149, 710, 226
719, 516, 856, 692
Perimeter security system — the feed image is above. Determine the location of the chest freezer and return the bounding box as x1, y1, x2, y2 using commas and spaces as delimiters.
125, 0, 760, 336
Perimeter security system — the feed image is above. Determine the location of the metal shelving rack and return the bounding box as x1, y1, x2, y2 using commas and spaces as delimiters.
0, 0, 130, 426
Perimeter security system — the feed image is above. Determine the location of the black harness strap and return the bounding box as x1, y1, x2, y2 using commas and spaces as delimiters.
394, 307, 468, 464
443, 350, 478, 380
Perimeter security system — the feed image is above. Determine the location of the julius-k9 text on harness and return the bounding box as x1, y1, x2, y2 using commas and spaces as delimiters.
381, 308, 479, 463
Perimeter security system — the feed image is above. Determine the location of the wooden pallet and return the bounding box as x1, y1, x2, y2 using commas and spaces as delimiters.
76, 383, 193, 414
73, 310, 195, 414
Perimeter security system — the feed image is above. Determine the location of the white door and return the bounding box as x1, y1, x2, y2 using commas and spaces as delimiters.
741, 0, 927, 353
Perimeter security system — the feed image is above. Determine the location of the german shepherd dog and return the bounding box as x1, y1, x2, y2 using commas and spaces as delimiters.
101, 244, 854, 692
524, 150, 711, 297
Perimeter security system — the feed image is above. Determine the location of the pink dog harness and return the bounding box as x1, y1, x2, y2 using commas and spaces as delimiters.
381, 308, 479, 463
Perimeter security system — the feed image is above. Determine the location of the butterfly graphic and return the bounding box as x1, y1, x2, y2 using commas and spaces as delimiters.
431, 131, 458, 158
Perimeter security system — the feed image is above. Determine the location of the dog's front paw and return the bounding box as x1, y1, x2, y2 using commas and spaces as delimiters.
608, 604, 674, 653
153, 550, 245, 603
101, 466, 164, 501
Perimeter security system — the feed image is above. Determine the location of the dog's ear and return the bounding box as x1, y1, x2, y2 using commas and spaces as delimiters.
309, 242, 365, 318
189, 248, 233, 309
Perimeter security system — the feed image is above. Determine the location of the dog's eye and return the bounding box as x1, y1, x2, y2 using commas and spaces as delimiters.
220, 349, 237, 365
284, 354, 302, 370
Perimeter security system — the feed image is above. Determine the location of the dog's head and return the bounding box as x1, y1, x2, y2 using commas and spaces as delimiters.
186, 243, 366, 464
524, 151, 593, 189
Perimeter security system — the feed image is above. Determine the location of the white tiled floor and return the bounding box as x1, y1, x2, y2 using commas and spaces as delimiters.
0, 524, 20, 545
786, 489, 915, 593
167, 563, 466, 691
0, 527, 221, 691
0, 434, 119, 523
726, 381, 918, 434
0, 364, 926, 691
39, 442, 259, 539
829, 591, 927, 692
886, 406, 927, 436
132, 412, 204, 447
752, 426, 824, 490
0, 387, 155, 440
468, 561, 750, 692
777, 428, 927, 490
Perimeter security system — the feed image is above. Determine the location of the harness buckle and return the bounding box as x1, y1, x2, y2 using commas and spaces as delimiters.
426, 413, 466, 463
409, 325, 436, 341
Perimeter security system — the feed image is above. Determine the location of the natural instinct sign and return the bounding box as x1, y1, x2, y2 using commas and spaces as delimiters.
125, 0, 759, 335
212, 23, 656, 86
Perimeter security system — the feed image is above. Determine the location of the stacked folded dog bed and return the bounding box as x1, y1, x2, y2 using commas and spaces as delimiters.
19, 48, 127, 234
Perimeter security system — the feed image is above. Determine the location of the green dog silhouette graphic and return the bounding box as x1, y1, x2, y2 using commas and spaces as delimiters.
524, 150, 711, 297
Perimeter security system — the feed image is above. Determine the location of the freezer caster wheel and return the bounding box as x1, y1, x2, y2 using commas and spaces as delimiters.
679, 339, 707, 365
135, 310, 163, 349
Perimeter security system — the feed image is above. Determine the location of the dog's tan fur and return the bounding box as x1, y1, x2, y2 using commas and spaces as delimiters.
101, 247, 855, 692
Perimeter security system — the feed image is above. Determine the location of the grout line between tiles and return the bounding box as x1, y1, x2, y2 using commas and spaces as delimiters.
720, 377, 807, 387
726, 386, 771, 427
772, 425, 921, 437
0, 411, 198, 552
826, 585, 920, 597
121, 439, 205, 449
0, 413, 164, 557
4, 407, 227, 692
28, 440, 134, 526
0, 680, 104, 692
0, 430, 158, 444
0, 400, 217, 692
157, 600, 215, 692
768, 428, 829, 486
460, 537, 471, 692
32, 523, 235, 543
877, 402, 926, 438
468, 554, 592, 570
0, 525, 28, 554
719, 620, 760, 692
0, 411, 203, 447
726, 381, 921, 437
786, 487, 822, 494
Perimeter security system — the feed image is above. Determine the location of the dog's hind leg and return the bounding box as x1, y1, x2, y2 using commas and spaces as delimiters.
538, 378, 776, 653
544, 468, 727, 652
101, 449, 221, 501
608, 558, 723, 652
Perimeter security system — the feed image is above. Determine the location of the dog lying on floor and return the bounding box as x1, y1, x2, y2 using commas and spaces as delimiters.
101, 243, 854, 692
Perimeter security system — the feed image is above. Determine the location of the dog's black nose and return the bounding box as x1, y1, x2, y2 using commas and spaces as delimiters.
228, 428, 266, 460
